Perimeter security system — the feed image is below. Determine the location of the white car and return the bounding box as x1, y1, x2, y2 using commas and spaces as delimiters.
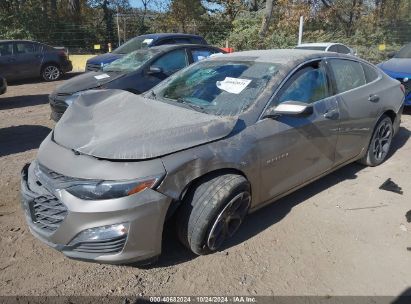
295, 43, 355, 55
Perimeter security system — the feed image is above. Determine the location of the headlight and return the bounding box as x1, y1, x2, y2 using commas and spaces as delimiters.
66, 176, 162, 200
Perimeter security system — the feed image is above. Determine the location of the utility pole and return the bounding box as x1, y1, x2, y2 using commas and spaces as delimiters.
298, 16, 304, 45
116, 6, 121, 46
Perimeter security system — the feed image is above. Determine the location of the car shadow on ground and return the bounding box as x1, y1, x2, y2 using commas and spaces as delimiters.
5, 72, 82, 86
0, 125, 51, 157
146, 125, 411, 269
0, 94, 49, 110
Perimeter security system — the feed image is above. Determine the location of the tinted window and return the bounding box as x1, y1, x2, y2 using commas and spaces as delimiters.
329, 59, 366, 93
328, 45, 339, 52
278, 62, 330, 104
338, 45, 351, 54
174, 38, 191, 44
191, 37, 205, 44
0, 42, 13, 56
15, 42, 38, 54
156, 39, 175, 46
191, 49, 216, 62
362, 63, 379, 83
151, 49, 188, 75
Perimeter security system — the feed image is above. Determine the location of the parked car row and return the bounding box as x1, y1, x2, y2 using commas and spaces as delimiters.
49, 44, 224, 121
20, 45, 405, 265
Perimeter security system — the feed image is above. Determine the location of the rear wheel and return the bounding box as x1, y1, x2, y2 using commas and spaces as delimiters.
177, 174, 251, 255
360, 115, 393, 166
41, 64, 61, 81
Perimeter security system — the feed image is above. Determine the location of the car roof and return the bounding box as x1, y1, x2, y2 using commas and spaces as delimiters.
0, 39, 40, 43
148, 44, 221, 52
211, 49, 350, 64
137, 33, 204, 40
296, 42, 343, 47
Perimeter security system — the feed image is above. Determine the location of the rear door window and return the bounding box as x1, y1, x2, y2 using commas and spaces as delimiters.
0, 43, 14, 56
328, 59, 366, 93
191, 48, 217, 62
151, 49, 188, 75
361, 63, 379, 83
15, 42, 41, 54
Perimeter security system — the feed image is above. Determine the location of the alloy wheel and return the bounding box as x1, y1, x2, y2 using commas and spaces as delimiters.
207, 191, 251, 251
372, 120, 392, 161
43, 66, 60, 81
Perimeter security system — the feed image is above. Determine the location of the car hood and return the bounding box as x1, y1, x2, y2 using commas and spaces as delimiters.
53, 90, 237, 160
54, 71, 125, 94
87, 53, 123, 65
379, 58, 411, 76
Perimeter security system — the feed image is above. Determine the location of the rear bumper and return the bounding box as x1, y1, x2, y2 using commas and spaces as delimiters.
20, 162, 172, 264
61, 60, 73, 73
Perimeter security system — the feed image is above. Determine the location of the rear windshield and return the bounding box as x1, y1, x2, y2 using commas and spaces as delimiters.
103, 49, 158, 73
113, 37, 153, 54
395, 44, 411, 58
153, 60, 280, 116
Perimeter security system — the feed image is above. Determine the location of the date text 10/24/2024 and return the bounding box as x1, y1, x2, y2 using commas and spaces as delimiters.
149, 296, 257, 303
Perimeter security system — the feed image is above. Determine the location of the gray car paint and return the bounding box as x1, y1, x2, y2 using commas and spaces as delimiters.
21, 49, 404, 264
53, 89, 237, 160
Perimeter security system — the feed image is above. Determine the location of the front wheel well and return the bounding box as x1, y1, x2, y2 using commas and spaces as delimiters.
383, 110, 396, 124
165, 168, 250, 220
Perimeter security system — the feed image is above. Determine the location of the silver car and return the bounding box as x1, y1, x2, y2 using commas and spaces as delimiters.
20, 50, 404, 264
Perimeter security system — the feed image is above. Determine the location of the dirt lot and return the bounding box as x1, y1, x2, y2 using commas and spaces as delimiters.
0, 76, 410, 297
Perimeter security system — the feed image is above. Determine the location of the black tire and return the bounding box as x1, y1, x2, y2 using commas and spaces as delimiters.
177, 174, 251, 255
359, 115, 393, 166
41, 64, 61, 81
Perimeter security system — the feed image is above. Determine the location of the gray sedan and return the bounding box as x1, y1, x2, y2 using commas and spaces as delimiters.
20, 50, 404, 264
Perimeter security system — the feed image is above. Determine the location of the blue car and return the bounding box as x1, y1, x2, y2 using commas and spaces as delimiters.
85, 33, 207, 72
378, 43, 411, 105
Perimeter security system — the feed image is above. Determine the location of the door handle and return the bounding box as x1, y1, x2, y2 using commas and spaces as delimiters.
7, 58, 15, 63
324, 108, 339, 120
368, 94, 380, 102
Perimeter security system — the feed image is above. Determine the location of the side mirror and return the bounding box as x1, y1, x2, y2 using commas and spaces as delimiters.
147, 66, 163, 75
387, 51, 396, 59
264, 101, 313, 119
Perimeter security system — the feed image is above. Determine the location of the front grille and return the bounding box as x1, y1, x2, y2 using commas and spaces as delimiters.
86, 63, 101, 72
32, 195, 68, 232
72, 235, 127, 254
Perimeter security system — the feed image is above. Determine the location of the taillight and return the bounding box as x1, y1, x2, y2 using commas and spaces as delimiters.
400, 84, 405, 94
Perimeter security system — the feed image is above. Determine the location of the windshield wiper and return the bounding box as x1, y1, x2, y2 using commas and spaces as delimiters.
177, 98, 208, 114
147, 90, 157, 100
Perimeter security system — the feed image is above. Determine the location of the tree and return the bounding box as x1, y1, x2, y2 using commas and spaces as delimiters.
169, 0, 205, 32
258, 0, 274, 41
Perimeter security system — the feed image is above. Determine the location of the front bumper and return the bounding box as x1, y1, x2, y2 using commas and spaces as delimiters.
20, 163, 172, 264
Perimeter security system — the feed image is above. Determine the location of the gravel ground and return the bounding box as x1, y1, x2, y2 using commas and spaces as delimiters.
0, 75, 410, 297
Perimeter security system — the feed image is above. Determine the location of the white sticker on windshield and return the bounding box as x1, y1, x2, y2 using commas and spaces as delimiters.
142, 38, 154, 45
216, 77, 252, 94
94, 73, 110, 80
